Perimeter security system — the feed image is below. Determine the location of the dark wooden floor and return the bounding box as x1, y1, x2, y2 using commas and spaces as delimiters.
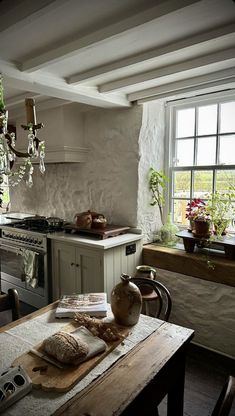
158, 343, 235, 416
0, 307, 234, 416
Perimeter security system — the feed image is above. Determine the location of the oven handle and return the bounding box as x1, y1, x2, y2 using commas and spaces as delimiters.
0, 243, 46, 256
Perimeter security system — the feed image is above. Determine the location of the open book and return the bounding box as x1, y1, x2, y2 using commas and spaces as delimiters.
55, 293, 107, 318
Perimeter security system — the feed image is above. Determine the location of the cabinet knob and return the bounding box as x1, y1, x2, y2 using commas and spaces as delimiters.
71, 262, 75, 266
76, 264, 80, 267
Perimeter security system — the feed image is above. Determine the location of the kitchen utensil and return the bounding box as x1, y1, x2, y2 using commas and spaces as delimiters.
74, 211, 92, 229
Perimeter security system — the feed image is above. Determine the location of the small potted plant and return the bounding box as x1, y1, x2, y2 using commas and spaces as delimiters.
207, 191, 235, 238
185, 198, 206, 232
187, 202, 211, 238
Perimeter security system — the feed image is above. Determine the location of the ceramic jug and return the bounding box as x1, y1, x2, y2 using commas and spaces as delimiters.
111, 273, 142, 326
135, 265, 157, 295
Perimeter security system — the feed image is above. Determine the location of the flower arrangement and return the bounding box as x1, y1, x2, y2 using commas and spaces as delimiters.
185, 199, 210, 222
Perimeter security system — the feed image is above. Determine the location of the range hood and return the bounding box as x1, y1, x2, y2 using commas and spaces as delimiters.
16, 103, 89, 163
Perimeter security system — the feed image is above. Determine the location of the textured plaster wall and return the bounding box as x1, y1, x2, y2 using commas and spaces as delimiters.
157, 269, 235, 358
137, 100, 166, 242
10, 105, 142, 225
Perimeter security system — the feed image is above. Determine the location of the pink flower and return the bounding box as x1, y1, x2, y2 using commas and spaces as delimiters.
186, 199, 206, 220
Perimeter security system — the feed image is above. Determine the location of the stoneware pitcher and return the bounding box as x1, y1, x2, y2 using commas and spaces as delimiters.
111, 273, 142, 326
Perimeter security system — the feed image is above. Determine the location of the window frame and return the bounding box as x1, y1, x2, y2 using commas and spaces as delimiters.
165, 90, 235, 228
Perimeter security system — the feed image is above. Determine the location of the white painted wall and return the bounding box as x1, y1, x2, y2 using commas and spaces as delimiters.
137, 100, 166, 242
157, 269, 235, 358
10, 104, 143, 225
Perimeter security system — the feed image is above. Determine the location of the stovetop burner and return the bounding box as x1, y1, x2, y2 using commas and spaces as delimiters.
8, 222, 64, 233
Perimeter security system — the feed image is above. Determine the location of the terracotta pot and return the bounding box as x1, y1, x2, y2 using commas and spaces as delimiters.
192, 220, 211, 238
74, 211, 92, 229
111, 273, 142, 326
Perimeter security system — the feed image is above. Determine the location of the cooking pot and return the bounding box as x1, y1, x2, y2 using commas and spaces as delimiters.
46, 217, 64, 228
24, 215, 64, 229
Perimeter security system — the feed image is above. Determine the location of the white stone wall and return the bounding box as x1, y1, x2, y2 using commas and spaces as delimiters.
157, 269, 235, 358
137, 101, 166, 242
10, 105, 142, 225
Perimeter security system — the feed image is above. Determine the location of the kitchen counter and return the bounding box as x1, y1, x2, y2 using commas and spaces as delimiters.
47, 231, 143, 250
0, 215, 22, 226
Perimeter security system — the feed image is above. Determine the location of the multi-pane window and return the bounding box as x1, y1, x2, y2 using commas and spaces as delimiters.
168, 93, 235, 227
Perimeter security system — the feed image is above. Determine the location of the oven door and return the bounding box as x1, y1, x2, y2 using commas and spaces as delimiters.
0, 240, 46, 298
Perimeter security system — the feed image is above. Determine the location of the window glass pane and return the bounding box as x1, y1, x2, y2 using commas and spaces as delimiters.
175, 139, 194, 166
173, 199, 188, 225
176, 108, 195, 138
173, 171, 191, 198
216, 170, 235, 193
197, 137, 216, 165
198, 104, 217, 135
193, 170, 213, 199
220, 101, 235, 133
219, 135, 235, 165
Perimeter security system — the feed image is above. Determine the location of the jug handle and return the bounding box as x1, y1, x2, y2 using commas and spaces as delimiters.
151, 267, 157, 278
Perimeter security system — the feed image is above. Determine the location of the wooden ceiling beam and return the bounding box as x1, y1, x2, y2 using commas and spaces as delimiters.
0, 60, 130, 108
68, 23, 235, 85
20, 0, 201, 73
99, 47, 235, 93
0, 0, 65, 34
128, 67, 235, 101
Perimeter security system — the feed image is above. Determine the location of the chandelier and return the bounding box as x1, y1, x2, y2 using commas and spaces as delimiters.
0, 74, 45, 188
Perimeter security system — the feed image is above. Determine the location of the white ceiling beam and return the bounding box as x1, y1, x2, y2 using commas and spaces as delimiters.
136, 78, 235, 104
128, 67, 235, 101
6, 92, 41, 108
0, 60, 130, 108
68, 23, 235, 85
8, 97, 72, 120
99, 47, 235, 93
21, 0, 201, 73
0, 0, 65, 34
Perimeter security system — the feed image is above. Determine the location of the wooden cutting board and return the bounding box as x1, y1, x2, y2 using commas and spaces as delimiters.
12, 321, 129, 392
64, 224, 130, 239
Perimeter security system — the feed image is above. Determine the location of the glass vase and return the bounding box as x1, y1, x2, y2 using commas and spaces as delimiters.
160, 213, 179, 247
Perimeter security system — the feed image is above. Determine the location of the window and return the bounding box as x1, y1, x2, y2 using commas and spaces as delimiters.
167, 92, 235, 227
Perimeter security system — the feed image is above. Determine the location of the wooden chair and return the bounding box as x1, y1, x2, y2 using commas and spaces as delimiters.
0, 288, 21, 322
129, 277, 172, 321
212, 376, 235, 416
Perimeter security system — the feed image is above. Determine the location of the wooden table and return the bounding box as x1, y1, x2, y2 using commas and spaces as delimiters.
0, 303, 194, 416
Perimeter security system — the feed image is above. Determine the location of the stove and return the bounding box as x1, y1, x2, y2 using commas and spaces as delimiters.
0, 223, 52, 309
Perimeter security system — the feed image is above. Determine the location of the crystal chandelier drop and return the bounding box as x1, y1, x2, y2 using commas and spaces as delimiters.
0, 75, 45, 188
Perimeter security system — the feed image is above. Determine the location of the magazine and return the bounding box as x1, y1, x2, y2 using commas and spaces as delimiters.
55, 292, 107, 318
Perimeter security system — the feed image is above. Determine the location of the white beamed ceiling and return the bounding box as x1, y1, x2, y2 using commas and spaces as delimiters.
1, 0, 235, 115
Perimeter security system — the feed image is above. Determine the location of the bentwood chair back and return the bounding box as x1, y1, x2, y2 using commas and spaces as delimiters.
129, 277, 172, 321
0, 288, 21, 322
212, 376, 235, 416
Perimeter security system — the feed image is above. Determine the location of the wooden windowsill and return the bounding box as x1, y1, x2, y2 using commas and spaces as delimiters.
143, 244, 235, 287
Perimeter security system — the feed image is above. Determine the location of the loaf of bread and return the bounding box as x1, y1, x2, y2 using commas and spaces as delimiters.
42, 331, 89, 365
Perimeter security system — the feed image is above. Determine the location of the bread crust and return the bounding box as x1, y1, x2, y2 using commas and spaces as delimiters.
42, 331, 89, 364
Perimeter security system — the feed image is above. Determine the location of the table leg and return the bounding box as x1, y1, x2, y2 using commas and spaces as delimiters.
167, 355, 186, 416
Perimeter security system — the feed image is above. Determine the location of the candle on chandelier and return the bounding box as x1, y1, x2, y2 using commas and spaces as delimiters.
25, 98, 36, 125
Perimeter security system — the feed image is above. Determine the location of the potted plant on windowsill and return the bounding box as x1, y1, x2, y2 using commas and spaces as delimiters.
189, 204, 212, 238
149, 167, 179, 246
185, 198, 206, 232
207, 191, 235, 238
